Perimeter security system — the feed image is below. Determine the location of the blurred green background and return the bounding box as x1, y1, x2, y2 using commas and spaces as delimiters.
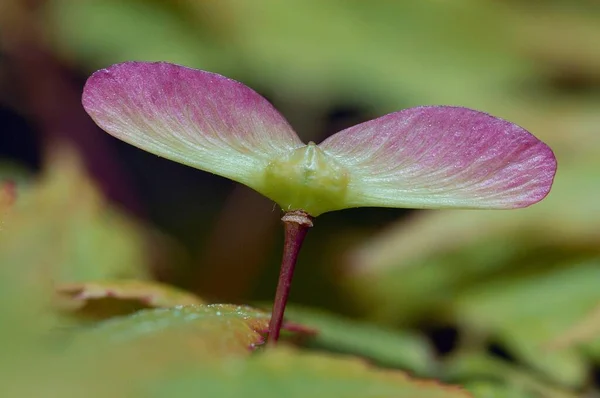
1, 0, 600, 396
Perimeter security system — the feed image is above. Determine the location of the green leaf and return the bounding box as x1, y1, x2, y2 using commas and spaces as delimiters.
285, 306, 434, 375
445, 353, 578, 398
582, 334, 600, 362
452, 260, 600, 388
77, 304, 275, 356
462, 382, 536, 398
57, 280, 205, 321
551, 304, 600, 363
0, 148, 153, 283
147, 346, 471, 398
547, 301, 600, 356
1, 303, 294, 397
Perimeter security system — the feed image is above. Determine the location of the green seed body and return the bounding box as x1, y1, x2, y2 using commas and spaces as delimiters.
262, 142, 349, 216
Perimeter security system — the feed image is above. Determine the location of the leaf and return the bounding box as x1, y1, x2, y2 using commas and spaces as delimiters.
454, 260, 600, 337
0, 304, 310, 397
0, 147, 153, 283
548, 303, 600, 350
320, 106, 555, 210
445, 353, 577, 398
83, 61, 302, 193
285, 306, 434, 375
146, 346, 471, 398
83, 61, 369, 215
84, 61, 555, 216
57, 280, 204, 321
462, 382, 537, 398
451, 259, 600, 388
581, 334, 600, 363
78, 304, 277, 356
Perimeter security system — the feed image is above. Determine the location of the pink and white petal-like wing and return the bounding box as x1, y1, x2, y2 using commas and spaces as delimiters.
319, 106, 556, 210
83, 61, 303, 191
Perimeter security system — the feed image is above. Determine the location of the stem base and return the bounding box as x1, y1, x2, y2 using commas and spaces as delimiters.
267, 210, 313, 346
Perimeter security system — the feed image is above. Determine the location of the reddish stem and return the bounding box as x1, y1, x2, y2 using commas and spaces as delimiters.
267, 210, 313, 346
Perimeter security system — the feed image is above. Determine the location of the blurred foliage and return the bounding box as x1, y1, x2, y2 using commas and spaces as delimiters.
1, 147, 153, 282
57, 279, 205, 321
76, 304, 275, 355
0, 0, 599, 396
445, 352, 578, 398
145, 347, 469, 398
0, 180, 15, 223
284, 305, 435, 376
0, 151, 466, 397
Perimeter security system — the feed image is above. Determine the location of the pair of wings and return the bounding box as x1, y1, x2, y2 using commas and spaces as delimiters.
82, 62, 556, 214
